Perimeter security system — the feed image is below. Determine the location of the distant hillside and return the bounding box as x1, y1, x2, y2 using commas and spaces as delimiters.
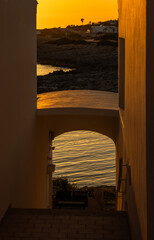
37, 20, 118, 37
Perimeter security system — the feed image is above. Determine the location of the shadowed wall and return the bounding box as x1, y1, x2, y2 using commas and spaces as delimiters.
0, 0, 38, 219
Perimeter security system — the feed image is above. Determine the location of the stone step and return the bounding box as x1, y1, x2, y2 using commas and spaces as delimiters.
0, 208, 131, 240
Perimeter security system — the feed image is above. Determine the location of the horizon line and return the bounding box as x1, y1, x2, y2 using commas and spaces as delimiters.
37, 19, 118, 30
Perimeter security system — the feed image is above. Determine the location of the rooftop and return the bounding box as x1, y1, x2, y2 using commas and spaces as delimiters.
37, 90, 119, 117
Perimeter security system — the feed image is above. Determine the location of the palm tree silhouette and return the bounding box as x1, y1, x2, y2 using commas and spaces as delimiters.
81, 18, 84, 25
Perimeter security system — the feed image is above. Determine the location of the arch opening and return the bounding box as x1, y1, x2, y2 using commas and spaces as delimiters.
53, 130, 116, 187
51, 130, 116, 211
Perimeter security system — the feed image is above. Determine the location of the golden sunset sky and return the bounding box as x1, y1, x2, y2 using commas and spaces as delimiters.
37, 0, 118, 29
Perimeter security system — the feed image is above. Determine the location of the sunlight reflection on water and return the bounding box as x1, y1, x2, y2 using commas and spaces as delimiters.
53, 131, 116, 187
37, 64, 72, 76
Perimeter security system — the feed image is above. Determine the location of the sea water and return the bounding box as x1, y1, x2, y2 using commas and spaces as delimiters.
53, 131, 116, 187
37, 64, 73, 76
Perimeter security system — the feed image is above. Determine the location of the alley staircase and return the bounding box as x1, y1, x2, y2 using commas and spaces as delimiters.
0, 208, 131, 240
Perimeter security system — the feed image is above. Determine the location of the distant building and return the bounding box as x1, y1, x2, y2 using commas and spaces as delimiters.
90, 25, 118, 34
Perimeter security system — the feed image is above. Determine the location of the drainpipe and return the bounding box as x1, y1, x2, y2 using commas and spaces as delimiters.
47, 131, 55, 209
47, 160, 55, 209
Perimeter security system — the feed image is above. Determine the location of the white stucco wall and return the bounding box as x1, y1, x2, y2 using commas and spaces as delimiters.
0, 0, 38, 219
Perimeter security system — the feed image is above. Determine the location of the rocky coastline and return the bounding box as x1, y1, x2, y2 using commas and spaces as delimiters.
37, 23, 118, 94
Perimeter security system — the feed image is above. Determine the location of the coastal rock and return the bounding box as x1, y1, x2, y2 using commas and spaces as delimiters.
37, 31, 118, 94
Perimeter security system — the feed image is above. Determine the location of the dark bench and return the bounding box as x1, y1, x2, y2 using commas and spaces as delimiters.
56, 191, 88, 208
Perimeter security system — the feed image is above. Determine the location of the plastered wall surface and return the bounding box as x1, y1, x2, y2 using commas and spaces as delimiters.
36, 114, 118, 143
0, 0, 44, 219
118, 0, 147, 239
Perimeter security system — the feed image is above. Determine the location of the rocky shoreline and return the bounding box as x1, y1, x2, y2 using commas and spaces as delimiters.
37, 66, 118, 94
37, 27, 118, 94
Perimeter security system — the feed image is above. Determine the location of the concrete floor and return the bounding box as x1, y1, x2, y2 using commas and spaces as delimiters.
0, 206, 131, 240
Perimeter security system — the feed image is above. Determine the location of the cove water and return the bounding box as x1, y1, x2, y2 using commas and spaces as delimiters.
37, 64, 72, 76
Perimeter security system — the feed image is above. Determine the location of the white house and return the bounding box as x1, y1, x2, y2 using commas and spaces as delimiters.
90, 25, 118, 34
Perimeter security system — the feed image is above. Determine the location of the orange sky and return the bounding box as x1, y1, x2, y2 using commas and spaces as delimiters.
37, 0, 118, 29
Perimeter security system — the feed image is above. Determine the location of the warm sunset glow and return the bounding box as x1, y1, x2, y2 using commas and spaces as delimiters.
37, 0, 118, 29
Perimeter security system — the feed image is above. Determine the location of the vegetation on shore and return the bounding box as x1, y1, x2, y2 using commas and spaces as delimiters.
53, 176, 116, 209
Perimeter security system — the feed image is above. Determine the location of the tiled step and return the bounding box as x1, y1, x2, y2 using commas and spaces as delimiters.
0, 208, 131, 240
